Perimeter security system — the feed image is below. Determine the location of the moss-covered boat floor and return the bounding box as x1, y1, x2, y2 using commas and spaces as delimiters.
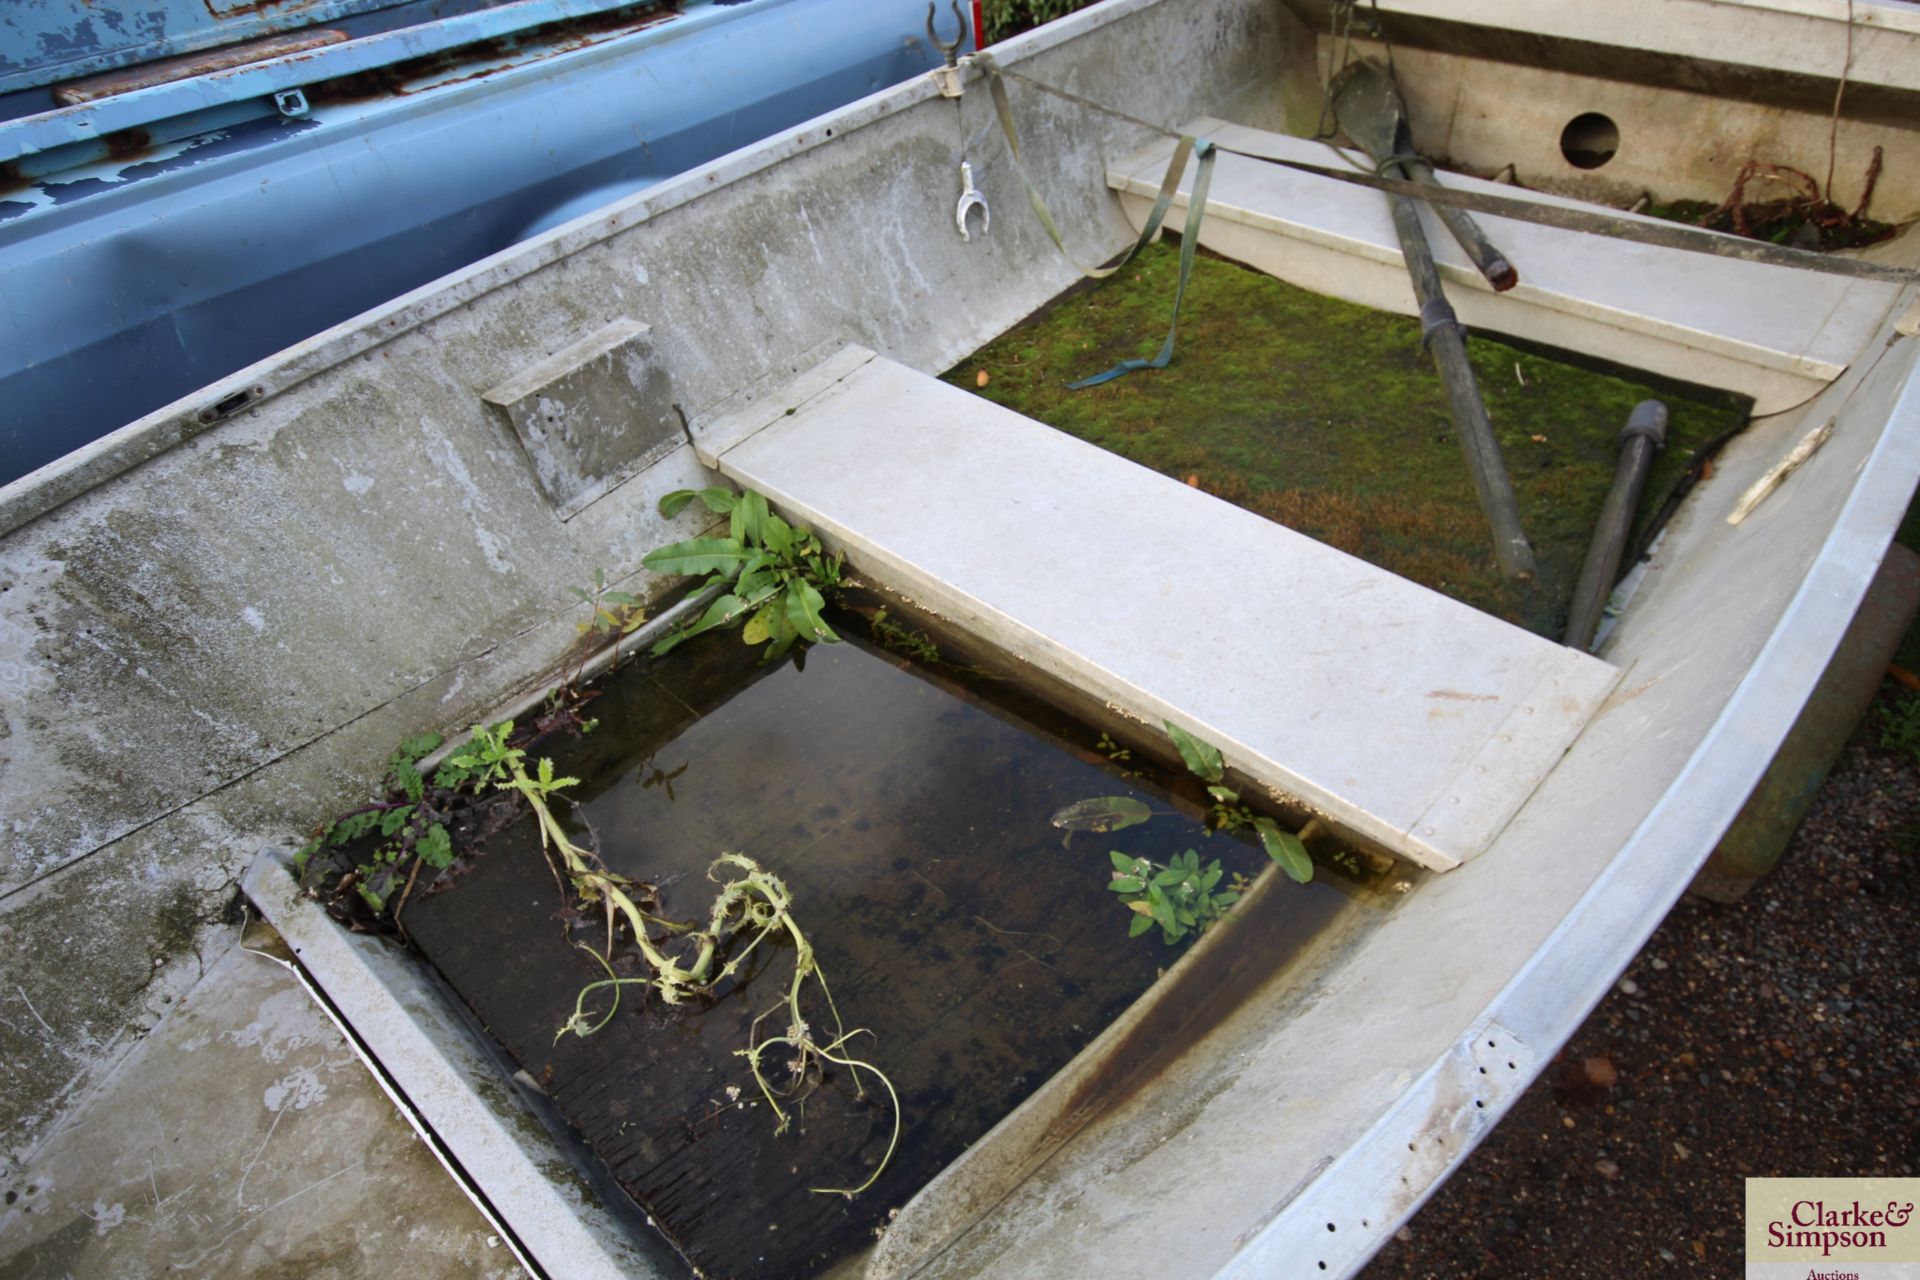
944, 242, 1752, 639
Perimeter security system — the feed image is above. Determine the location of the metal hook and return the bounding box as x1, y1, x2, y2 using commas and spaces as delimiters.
926, 0, 968, 68
956, 161, 989, 241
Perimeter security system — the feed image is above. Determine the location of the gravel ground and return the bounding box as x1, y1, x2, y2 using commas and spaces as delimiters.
1362, 696, 1920, 1279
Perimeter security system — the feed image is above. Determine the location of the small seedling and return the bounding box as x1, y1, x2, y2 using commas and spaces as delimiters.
295, 731, 456, 915
567, 568, 646, 681
645, 487, 845, 663
869, 607, 941, 664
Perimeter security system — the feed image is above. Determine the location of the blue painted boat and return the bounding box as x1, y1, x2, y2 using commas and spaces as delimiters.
0, 0, 967, 485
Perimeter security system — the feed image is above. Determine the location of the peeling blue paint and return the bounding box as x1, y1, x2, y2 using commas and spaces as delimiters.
32, 16, 104, 61
36, 173, 121, 204
120, 116, 317, 179
1, 0, 416, 96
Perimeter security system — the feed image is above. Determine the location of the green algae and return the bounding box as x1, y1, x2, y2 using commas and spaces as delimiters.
944, 242, 1751, 638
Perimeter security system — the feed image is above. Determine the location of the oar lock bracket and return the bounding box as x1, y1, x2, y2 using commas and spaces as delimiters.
926, 1, 973, 98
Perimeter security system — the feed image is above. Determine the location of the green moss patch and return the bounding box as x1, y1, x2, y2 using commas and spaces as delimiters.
944, 242, 1751, 638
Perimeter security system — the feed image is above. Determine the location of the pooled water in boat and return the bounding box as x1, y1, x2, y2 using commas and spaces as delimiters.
402, 617, 1365, 1280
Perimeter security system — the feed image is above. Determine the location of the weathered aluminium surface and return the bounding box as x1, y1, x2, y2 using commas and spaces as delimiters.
3, 1, 1918, 1277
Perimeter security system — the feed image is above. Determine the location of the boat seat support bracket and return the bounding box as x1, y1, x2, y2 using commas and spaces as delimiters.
481, 318, 681, 521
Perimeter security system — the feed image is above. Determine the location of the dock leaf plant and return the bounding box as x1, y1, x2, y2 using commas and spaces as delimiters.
646, 487, 845, 663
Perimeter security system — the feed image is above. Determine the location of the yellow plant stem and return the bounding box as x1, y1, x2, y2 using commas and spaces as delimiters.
512, 760, 901, 1196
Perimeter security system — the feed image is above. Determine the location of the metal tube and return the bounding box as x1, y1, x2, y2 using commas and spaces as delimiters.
1384, 182, 1538, 580
1330, 61, 1519, 291
1334, 62, 1533, 579
1565, 400, 1669, 651
1402, 155, 1519, 291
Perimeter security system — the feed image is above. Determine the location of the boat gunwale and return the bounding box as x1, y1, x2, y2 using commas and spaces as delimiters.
1219, 298, 1920, 1277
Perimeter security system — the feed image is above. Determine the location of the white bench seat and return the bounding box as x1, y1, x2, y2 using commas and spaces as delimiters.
698, 346, 1619, 871
1109, 119, 1902, 414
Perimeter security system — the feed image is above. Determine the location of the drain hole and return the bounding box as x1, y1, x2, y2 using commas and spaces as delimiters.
1560, 112, 1619, 169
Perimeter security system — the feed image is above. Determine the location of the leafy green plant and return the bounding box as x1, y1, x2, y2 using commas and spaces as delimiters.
1051, 722, 1316, 946
980, 0, 1090, 43
1107, 848, 1246, 944
645, 488, 845, 663
294, 731, 456, 913
1164, 721, 1313, 884
297, 719, 587, 917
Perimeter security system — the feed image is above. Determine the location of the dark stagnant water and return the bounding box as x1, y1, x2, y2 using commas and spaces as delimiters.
403, 608, 1376, 1279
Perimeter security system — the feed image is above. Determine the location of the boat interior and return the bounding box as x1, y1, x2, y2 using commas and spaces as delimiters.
3, 1, 1918, 1277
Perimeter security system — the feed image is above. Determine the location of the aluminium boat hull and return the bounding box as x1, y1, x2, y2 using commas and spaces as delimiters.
2, 1, 1916, 1276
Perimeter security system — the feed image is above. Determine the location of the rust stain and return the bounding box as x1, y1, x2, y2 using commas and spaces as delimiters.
54, 28, 350, 104
1041, 867, 1341, 1150
201, 0, 297, 17
1426, 689, 1499, 703
308, 3, 681, 105
103, 128, 152, 161
1599, 677, 1658, 712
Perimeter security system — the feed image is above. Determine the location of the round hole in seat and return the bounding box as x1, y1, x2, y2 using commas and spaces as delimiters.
1560, 112, 1619, 169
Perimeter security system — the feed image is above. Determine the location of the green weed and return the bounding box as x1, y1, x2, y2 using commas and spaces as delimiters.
1050, 721, 1316, 947
294, 731, 455, 914
646, 488, 845, 663
869, 607, 941, 664
1107, 848, 1246, 944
